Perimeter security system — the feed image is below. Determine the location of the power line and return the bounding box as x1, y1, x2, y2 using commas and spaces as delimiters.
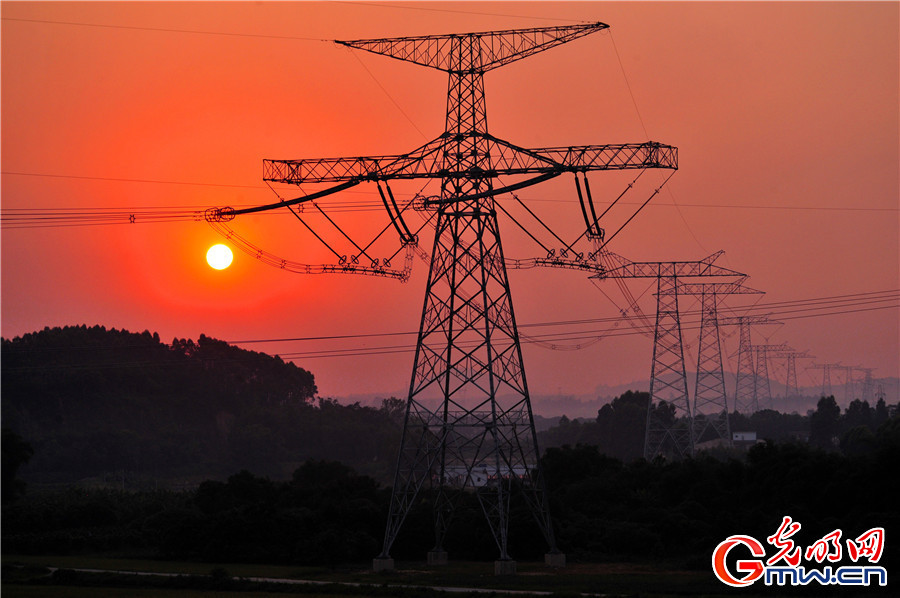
7, 290, 892, 351
1, 171, 266, 189
2, 7, 585, 40
241, 301, 900, 360
4, 195, 893, 229
185, 291, 900, 346
4, 291, 895, 368
4, 168, 893, 231
724, 289, 899, 313
1, 16, 327, 41
232, 289, 898, 345
606, 30, 708, 256
234, 290, 900, 358
330, 2, 586, 23
8, 290, 896, 351
344, 49, 430, 141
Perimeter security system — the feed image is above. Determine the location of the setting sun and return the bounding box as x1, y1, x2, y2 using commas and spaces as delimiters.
206, 244, 233, 270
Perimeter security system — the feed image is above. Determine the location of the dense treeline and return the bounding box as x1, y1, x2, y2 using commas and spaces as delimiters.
4, 422, 898, 571
539, 390, 897, 461
544, 427, 898, 568
2, 325, 401, 484
3, 324, 898, 572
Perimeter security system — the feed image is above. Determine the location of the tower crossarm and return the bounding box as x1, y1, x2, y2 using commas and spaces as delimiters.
595, 250, 745, 280
262, 136, 446, 185
719, 314, 781, 326
810, 362, 842, 369
263, 140, 677, 186
675, 279, 763, 296
768, 350, 814, 359
518, 141, 678, 173
751, 343, 791, 354
335, 22, 609, 74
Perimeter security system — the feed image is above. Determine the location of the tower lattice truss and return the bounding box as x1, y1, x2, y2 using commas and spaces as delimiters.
678, 280, 762, 448
596, 253, 750, 459
719, 315, 779, 415
255, 23, 678, 565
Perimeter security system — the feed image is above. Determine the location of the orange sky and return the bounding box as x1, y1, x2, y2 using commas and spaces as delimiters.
2, 2, 898, 403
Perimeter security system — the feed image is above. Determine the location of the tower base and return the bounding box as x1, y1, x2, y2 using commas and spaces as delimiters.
373, 556, 394, 572
495, 559, 517, 576
427, 550, 448, 566
545, 551, 566, 568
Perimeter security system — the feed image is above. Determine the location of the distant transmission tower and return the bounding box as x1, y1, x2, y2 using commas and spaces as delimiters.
719, 315, 779, 414
596, 252, 745, 459
811, 362, 842, 400
751, 344, 788, 411
841, 364, 861, 404
857, 367, 876, 403
677, 280, 762, 447
768, 349, 814, 399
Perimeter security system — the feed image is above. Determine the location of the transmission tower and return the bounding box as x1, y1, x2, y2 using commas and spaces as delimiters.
221, 22, 679, 573
750, 344, 788, 411
841, 364, 863, 404
856, 367, 876, 403
594, 251, 745, 459
767, 349, 814, 399
718, 315, 780, 414
811, 362, 842, 400
676, 279, 762, 448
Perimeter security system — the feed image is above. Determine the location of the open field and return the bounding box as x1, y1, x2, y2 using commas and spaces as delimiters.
3, 554, 725, 597
0, 588, 328, 598
5, 553, 896, 597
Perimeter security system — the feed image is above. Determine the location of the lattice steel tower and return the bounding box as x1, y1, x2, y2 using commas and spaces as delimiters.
841, 364, 861, 404
677, 280, 762, 447
595, 252, 744, 459
205, 20, 679, 573
856, 367, 876, 403
768, 349, 814, 399
254, 22, 679, 572
750, 344, 788, 411
811, 362, 842, 399
719, 315, 779, 414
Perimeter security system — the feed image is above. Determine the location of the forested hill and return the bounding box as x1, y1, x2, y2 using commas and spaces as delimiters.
1, 325, 401, 486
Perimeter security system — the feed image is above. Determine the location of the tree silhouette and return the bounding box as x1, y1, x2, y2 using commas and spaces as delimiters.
2, 428, 33, 503
809, 395, 841, 449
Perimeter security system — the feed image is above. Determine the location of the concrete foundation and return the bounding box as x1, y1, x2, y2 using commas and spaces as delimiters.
427, 550, 448, 566
494, 559, 517, 576
373, 556, 394, 572
545, 551, 566, 568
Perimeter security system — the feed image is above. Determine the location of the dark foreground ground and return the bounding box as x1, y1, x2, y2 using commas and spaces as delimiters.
2, 554, 893, 598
